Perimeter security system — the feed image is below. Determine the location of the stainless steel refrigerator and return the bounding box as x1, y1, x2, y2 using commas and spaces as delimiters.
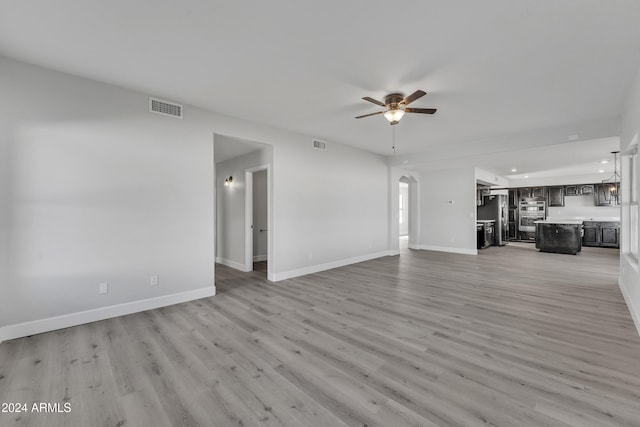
477, 194, 509, 245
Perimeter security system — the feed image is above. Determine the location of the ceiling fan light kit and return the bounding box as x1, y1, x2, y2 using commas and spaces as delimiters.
356, 90, 436, 125
383, 109, 405, 124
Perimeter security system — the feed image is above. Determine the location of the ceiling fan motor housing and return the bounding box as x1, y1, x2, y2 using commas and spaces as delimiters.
384, 93, 405, 108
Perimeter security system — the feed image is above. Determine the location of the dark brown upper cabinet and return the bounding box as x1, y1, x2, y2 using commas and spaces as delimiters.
579, 184, 594, 195
548, 186, 565, 207
565, 185, 578, 196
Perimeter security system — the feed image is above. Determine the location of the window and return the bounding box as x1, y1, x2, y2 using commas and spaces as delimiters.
625, 139, 638, 262
629, 148, 638, 261
399, 194, 404, 225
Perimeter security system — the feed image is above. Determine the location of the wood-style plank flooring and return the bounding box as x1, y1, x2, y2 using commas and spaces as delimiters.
1, 244, 640, 426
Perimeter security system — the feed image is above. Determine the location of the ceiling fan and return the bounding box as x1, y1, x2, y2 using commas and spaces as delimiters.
355, 90, 436, 125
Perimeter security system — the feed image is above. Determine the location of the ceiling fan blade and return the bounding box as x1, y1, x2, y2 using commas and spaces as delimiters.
402, 90, 426, 106
362, 96, 386, 107
355, 111, 384, 119
405, 107, 437, 114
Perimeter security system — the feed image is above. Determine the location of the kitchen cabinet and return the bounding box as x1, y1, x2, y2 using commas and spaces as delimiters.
518, 187, 533, 199
548, 186, 565, 207
579, 184, 594, 195
565, 185, 579, 196
582, 222, 599, 246
600, 222, 620, 247
582, 221, 620, 248
518, 187, 546, 199
532, 186, 546, 198
594, 184, 613, 206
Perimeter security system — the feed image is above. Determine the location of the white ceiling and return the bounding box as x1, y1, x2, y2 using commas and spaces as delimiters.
1, 1, 639, 176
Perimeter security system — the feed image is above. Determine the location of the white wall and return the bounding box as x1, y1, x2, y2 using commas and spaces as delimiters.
215, 146, 271, 270
271, 140, 390, 280
253, 170, 268, 261
0, 57, 394, 340
0, 57, 216, 339
547, 195, 620, 220
418, 168, 477, 255
619, 62, 640, 336
475, 168, 509, 187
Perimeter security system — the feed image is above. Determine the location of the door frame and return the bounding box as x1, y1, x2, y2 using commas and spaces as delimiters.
244, 164, 271, 277
388, 168, 420, 253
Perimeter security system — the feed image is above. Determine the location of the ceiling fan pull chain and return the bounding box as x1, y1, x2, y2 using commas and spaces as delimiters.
392, 125, 396, 154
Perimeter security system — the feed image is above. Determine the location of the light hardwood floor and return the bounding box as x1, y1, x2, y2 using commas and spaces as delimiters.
1, 244, 640, 426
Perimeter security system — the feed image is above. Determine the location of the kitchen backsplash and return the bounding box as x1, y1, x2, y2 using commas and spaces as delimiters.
547, 194, 620, 219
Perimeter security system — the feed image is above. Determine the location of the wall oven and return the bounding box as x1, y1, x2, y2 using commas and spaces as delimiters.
518, 199, 546, 232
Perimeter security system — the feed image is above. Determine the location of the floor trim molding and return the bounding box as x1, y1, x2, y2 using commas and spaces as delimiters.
216, 256, 251, 272
271, 250, 395, 282
0, 286, 216, 343
414, 244, 478, 255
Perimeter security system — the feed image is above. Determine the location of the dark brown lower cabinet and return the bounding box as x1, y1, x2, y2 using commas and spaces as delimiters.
582, 221, 620, 248
600, 223, 620, 247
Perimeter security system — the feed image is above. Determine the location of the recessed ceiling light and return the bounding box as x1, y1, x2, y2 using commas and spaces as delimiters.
511, 168, 517, 172
598, 169, 605, 173
524, 175, 529, 178
600, 160, 609, 164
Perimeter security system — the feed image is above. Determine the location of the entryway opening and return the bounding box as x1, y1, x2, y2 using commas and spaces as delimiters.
247, 167, 269, 278
399, 178, 409, 249
398, 175, 418, 250
214, 133, 273, 291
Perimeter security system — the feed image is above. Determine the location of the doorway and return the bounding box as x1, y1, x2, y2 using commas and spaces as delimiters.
213, 133, 273, 289
251, 169, 268, 275
245, 165, 271, 277
399, 180, 409, 248
397, 174, 418, 251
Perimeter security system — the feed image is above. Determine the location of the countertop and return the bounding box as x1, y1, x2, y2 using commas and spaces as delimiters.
535, 220, 583, 225
476, 220, 495, 223
545, 217, 620, 223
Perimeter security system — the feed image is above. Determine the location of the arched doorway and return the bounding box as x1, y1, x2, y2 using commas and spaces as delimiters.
397, 174, 419, 251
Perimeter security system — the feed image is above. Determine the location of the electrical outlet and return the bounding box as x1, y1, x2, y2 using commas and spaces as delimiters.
99, 282, 108, 295
150, 275, 159, 286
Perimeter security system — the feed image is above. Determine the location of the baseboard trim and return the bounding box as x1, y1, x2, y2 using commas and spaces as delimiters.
619, 276, 640, 337
414, 244, 478, 255
0, 286, 216, 343
253, 254, 267, 262
216, 256, 251, 272
388, 249, 401, 256
271, 250, 395, 282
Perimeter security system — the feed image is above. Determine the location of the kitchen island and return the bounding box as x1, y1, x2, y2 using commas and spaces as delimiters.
535, 220, 583, 255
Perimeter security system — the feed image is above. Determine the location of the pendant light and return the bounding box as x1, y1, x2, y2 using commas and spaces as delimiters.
602, 151, 620, 203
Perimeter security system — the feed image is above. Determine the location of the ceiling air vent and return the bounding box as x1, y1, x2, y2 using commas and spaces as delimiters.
149, 97, 183, 119
312, 139, 327, 151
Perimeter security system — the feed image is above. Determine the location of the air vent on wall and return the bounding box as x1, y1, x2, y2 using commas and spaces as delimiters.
149, 97, 183, 119
312, 139, 327, 151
